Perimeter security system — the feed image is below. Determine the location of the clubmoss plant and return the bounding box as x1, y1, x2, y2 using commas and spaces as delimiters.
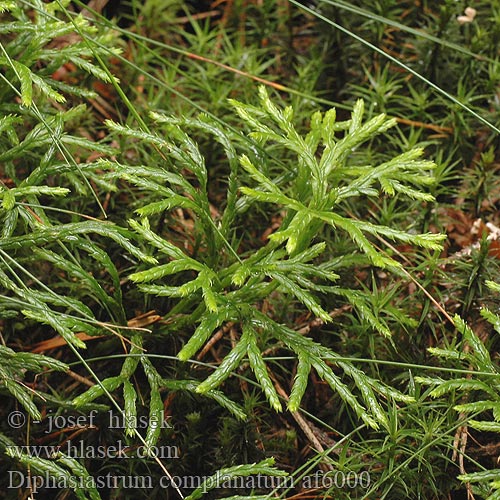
0, 0, 125, 416
417, 285, 500, 500
0, 1, 136, 497
96, 85, 445, 433
4, 1, 500, 498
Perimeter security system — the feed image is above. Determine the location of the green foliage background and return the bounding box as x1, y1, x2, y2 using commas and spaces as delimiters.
1, 1, 500, 499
